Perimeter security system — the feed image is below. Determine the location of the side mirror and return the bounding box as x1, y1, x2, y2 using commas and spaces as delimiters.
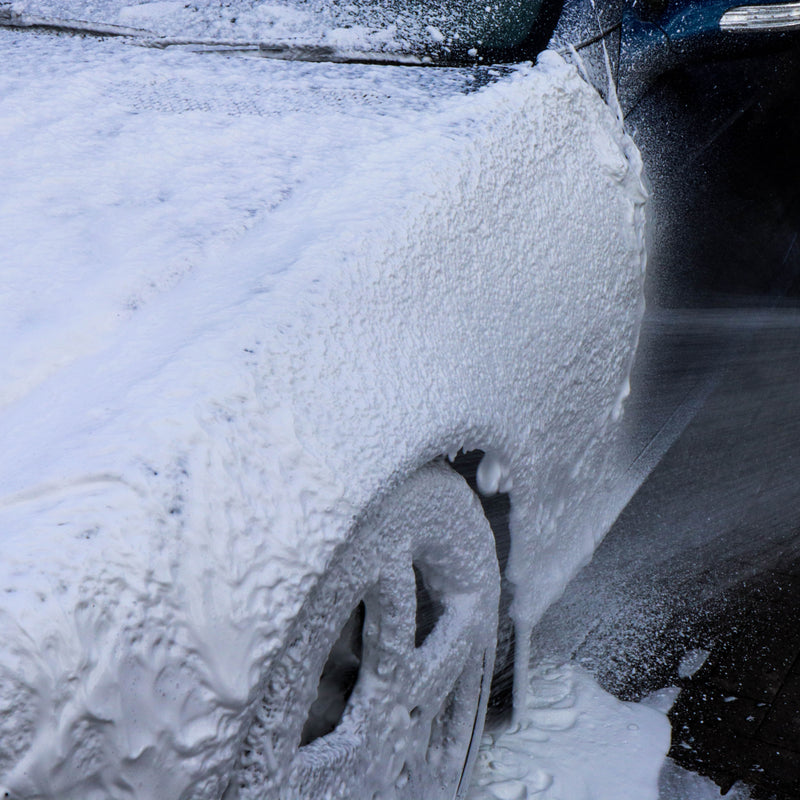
619, 0, 800, 109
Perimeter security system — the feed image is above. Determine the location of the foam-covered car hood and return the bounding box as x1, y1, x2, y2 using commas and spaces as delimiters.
0, 30, 646, 799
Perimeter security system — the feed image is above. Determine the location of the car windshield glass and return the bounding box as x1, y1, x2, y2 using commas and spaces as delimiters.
2, 0, 546, 62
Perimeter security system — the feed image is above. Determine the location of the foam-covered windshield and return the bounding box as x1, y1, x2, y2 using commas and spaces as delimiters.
3, 0, 545, 60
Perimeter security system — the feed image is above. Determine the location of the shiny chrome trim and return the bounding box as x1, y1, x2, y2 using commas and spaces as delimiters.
720, 2, 800, 31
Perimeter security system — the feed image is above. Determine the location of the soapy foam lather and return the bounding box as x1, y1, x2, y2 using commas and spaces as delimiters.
0, 28, 646, 799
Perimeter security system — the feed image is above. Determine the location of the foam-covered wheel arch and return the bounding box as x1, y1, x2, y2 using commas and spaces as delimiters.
447, 450, 516, 725
229, 462, 500, 800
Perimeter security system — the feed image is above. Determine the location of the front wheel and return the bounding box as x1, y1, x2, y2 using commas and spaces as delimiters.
229, 461, 500, 800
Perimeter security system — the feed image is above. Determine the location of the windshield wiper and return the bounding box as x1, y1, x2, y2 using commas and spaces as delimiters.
139, 37, 427, 66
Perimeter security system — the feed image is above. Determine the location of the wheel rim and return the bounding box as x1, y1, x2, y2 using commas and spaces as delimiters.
231, 462, 500, 800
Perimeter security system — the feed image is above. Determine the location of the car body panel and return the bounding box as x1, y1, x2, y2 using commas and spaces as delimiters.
0, 27, 647, 798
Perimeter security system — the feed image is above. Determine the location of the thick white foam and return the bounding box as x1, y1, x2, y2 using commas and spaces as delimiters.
468, 662, 671, 800
0, 31, 646, 798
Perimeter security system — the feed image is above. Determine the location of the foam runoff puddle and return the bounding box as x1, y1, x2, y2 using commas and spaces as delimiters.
658, 759, 752, 800
469, 663, 754, 800
468, 662, 671, 800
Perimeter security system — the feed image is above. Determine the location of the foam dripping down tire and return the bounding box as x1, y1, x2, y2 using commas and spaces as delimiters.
227, 462, 500, 800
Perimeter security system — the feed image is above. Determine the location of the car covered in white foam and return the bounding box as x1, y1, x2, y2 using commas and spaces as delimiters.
0, 0, 658, 797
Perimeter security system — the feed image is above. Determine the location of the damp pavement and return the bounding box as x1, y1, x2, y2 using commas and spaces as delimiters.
530, 306, 800, 799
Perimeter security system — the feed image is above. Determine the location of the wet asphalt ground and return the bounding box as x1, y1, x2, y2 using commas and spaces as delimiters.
530, 307, 800, 798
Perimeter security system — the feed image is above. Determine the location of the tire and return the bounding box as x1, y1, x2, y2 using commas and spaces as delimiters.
227, 461, 500, 800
